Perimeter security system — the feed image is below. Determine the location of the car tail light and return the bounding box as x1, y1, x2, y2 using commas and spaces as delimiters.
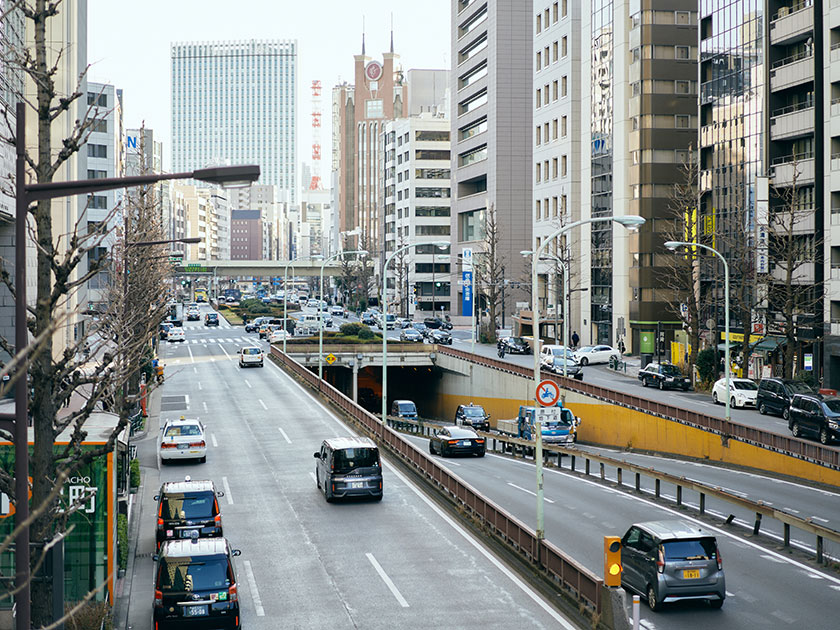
229, 582, 238, 602
157, 502, 163, 528
157, 517, 163, 529
476, 439, 485, 444
214, 514, 222, 527
154, 589, 163, 607
160, 442, 177, 449
656, 546, 665, 574
448, 440, 459, 445
189, 440, 206, 448
716, 546, 723, 570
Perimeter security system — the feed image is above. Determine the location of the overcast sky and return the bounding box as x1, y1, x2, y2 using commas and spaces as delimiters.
88, 0, 450, 175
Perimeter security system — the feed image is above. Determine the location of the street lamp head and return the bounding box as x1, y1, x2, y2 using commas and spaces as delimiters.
434, 241, 449, 250
520, 250, 534, 257
614, 215, 646, 228
191, 165, 260, 188
664, 240, 684, 251
180, 237, 202, 245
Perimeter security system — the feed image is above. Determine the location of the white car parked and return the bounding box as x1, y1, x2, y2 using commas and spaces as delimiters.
712, 377, 758, 408
238, 346, 264, 368
159, 417, 206, 464
539, 345, 575, 368
572, 345, 619, 365
268, 329, 289, 344
167, 327, 185, 342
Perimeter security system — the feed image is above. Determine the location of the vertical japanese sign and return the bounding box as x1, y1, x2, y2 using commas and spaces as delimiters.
462, 271, 473, 316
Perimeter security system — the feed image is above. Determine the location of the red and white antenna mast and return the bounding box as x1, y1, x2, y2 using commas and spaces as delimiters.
310, 80, 322, 190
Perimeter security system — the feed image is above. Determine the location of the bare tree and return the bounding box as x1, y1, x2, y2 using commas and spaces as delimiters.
0, 3, 171, 623
473, 203, 505, 343
392, 236, 410, 317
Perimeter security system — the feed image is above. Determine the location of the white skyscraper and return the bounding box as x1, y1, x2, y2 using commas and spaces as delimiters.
170, 39, 298, 202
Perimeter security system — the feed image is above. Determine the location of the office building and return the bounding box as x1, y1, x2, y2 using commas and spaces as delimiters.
450, 0, 533, 322
174, 183, 231, 261
231, 209, 270, 260
171, 39, 298, 202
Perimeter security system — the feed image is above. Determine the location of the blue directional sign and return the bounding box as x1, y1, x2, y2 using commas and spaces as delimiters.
462, 271, 473, 316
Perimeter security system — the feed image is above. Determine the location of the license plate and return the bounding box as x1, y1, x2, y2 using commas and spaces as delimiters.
349, 482, 364, 489
683, 569, 700, 579
179, 529, 199, 539
459, 440, 471, 446
177, 444, 188, 450
183, 605, 208, 617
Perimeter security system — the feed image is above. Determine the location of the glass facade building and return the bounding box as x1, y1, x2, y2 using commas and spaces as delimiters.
171, 40, 298, 203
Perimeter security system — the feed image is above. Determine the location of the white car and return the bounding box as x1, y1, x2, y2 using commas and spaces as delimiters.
159, 417, 206, 464
238, 346, 264, 367
269, 329, 289, 343
330, 305, 345, 317
167, 327, 185, 342
539, 345, 575, 368
572, 345, 618, 365
712, 377, 758, 408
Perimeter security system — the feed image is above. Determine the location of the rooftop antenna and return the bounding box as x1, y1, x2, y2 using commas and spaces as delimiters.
362, 16, 366, 55
390, 13, 394, 53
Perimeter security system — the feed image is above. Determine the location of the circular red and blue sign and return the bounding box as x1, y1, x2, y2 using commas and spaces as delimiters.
536, 380, 560, 407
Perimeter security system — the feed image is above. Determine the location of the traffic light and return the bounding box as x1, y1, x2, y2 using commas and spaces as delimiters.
604, 536, 622, 587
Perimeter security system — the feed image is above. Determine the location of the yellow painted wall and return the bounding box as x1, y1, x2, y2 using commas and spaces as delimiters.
434, 355, 840, 488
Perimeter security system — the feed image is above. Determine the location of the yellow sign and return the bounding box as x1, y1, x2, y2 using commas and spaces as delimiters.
720, 332, 763, 344
325, 353, 338, 365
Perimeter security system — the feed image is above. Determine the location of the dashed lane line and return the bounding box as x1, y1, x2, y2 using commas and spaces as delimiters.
243, 560, 265, 617
507, 482, 555, 504
211, 434, 218, 448
366, 553, 409, 608
222, 476, 233, 505
278, 427, 291, 444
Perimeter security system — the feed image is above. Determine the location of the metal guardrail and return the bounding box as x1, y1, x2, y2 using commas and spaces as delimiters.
270, 346, 604, 615
438, 347, 840, 471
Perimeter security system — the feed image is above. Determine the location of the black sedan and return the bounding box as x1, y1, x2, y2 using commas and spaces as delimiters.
400, 328, 423, 342
548, 357, 584, 380
159, 322, 173, 340
412, 322, 429, 337
204, 313, 220, 327
429, 426, 485, 457
361, 313, 377, 326
424, 316, 453, 330
502, 336, 531, 354
428, 329, 453, 345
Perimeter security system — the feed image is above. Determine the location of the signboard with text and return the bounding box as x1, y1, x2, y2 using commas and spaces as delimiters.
462, 271, 473, 316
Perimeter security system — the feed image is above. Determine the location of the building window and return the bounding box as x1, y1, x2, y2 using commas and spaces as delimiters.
536, 50, 542, 71
365, 99, 384, 118
561, 155, 567, 177
87, 144, 108, 158
631, 82, 641, 96
553, 2, 559, 22
458, 34, 488, 64
675, 114, 690, 128
416, 149, 451, 160
561, 116, 567, 137
536, 199, 542, 219
553, 118, 559, 139
552, 157, 558, 179
553, 80, 559, 101
458, 208, 486, 242
675, 11, 690, 25
87, 169, 107, 179
544, 122, 549, 142
562, 0, 568, 17
87, 118, 107, 133
415, 206, 451, 217
87, 92, 107, 107
535, 162, 541, 183
416, 130, 450, 141
459, 117, 488, 141
675, 80, 691, 94
416, 224, 451, 236
544, 85, 550, 106
459, 89, 488, 115
675, 45, 690, 60
536, 13, 542, 34
536, 126, 542, 145
536, 89, 542, 108
561, 76, 568, 97
87, 195, 107, 210
459, 62, 488, 90
552, 196, 559, 216
562, 36, 567, 58
416, 168, 450, 179
561, 194, 567, 214
459, 145, 487, 167
553, 41, 559, 62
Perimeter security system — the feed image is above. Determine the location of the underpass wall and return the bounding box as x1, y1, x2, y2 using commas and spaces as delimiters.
434, 354, 840, 488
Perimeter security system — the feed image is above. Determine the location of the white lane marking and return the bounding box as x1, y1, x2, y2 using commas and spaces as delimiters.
219, 344, 232, 361
222, 477, 234, 505
278, 427, 291, 444
187, 346, 195, 364
184, 394, 190, 409
193, 367, 198, 374
492, 453, 840, 587
243, 560, 265, 617
198, 381, 203, 391
507, 482, 555, 504
225, 338, 234, 342
259, 399, 268, 410
785, 507, 800, 514
211, 434, 218, 448
435, 458, 461, 466
202, 401, 208, 412
266, 358, 578, 627
244, 379, 252, 389
811, 516, 829, 523
366, 553, 409, 608
309, 472, 317, 484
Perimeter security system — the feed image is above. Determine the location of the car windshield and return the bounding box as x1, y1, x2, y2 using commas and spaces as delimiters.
206, 314, 217, 320
332, 447, 379, 473
242, 348, 261, 355
663, 538, 717, 561
578, 346, 594, 352
553, 358, 576, 367
462, 407, 485, 417
161, 492, 215, 520
787, 381, 813, 394
398, 403, 417, 413
164, 424, 201, 437
661, 365, 683, 376
385, 314, 395, 321
509, 337, 526, 344
823, 399, 840, 413
158, 556, 229, 592
733, 381, 758, 391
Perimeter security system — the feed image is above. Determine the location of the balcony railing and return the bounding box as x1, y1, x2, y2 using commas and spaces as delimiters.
772, 0, 813, 20
771, 100, 813, 117
771, 50, 813, 69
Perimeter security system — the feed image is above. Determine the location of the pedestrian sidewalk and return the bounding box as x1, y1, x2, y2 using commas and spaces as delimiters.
113, 385, 164, 630
605, 354, 642, 380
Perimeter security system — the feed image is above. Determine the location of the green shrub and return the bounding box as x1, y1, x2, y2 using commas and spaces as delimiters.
795, 369, 818, 388
130, 458, 140, 489
339, 322, 363, 337
695, 347, 717, 385
357, 326, 374, 340
117, 513, 128, 571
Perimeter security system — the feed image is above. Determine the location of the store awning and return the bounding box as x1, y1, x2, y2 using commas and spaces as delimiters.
717, 336, 785, 352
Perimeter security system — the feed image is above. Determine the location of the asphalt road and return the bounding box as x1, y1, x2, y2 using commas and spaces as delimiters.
125, 305, 577, 629
399, 433, 840, 629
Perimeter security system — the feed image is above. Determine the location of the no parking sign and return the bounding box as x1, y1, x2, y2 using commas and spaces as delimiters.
536, 380, 560, 407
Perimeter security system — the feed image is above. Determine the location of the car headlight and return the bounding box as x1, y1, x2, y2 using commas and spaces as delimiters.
828, 420, 839, 430
666, 377, 674, 381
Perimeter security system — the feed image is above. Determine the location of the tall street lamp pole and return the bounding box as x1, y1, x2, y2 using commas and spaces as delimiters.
319, 250, 367, 379
5, 102, 259, 630
522, 252, 568, 379
381, 241, 448, 424
282, 256, 322, 354
665, 240, 731, 423
528, 215, 645, 545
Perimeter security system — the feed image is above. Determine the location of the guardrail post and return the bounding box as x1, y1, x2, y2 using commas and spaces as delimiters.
783, 523, 790, 547
676, 486, 682, 506
585, 458, 590, 476
570, 455, 576, 471
635, 472, 641, 492
753, 513, 762, 535
616, 468, 622, 486
599, 462, 605, 480
817, 536, 824, 563
655, 479, 660, 498
699, 493, 705, 515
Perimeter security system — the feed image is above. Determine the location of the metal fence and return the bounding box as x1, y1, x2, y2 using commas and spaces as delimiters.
270, 346, 604, 614
439, 347, 840, 470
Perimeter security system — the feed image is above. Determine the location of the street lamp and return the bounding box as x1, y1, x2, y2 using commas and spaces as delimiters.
528, 214, 645, 545
319, 250, 368, 379
521, 251, 568, 379
3, 102, 259, 630
281, 255, 323, 354
381, 241, 448, 424
665, 240, 731, 423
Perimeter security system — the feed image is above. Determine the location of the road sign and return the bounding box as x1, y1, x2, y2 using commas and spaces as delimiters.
804, 353, 813, 371
462, 247, 473, 269
325, 353, 338, 365
536, 379, 560, 407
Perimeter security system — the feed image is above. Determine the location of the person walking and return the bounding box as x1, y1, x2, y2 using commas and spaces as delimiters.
571, 331, 580, 349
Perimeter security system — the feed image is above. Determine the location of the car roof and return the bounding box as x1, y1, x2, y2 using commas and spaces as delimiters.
394, 399, 415, 405
240, 345, 262, 351
323, 436, 378, 450
164, 418, 202, 427
634, 520, 714, 540
446, 426, 479, 437
160, 479, 216, 494
160, 537, 231, 558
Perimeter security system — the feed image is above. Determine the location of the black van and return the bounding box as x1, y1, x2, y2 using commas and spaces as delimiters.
154, 537, 241, 629
154, 477, 224, 551
756, 378, 814, 419
314, 437, 383, 502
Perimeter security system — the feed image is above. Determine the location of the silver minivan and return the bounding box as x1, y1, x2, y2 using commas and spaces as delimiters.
313, 437, 383, 502
620, 520, 725, 611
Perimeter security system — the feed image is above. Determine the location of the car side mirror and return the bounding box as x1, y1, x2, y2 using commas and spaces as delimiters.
313, 452, 321, 458
216, 491, 225, 497
231, 549, 241, 557
152, 554, 159, 562
153, 495, 160, 501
